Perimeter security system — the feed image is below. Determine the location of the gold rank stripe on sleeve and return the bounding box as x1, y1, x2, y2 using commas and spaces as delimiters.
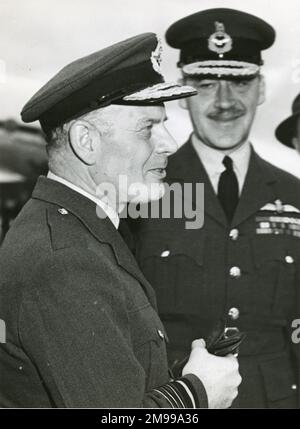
255, 215, 300, 237
152, 378, 200, 408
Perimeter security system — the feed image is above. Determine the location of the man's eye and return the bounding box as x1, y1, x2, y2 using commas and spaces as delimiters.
232, 80, 250, 88
140, 125, 152, 136
198, 82, 216, 89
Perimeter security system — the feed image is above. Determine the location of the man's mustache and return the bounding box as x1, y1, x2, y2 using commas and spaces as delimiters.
207, 108, 246, 121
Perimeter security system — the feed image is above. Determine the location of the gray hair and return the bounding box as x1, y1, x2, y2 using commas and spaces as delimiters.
46, 106, 118, 170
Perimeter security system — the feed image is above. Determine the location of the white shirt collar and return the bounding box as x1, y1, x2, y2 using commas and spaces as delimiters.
47, 171, 120, 229
191, 134, 251, 194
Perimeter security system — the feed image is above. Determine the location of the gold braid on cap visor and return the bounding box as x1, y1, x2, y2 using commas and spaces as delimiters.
182, 60, 260, 77
123, 82, 196, 101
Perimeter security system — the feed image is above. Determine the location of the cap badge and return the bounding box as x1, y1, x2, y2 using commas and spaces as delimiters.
208, 22, 232, 56
151, 38, 163, 75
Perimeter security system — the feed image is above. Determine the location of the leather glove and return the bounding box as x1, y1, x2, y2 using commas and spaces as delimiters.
171, 320, 246, 379
206, 320, 246, 356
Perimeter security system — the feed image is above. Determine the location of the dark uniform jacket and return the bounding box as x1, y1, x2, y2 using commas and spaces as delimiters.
0, 176, 206, 408
131, 139, 300, 408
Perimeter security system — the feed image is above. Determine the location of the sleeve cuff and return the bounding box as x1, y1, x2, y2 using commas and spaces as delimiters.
180, 373, 209, 408
153, 374, 208, 408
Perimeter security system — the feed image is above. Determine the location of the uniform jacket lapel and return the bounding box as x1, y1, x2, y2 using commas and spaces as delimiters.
32, 176, 157, 306
168, 139, 278, 228
167, 138, 228, 227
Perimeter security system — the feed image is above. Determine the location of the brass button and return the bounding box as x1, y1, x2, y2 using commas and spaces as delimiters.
157, 329, 165, 340
229, 229, 239, 241
285, 255, 294, 264
229, 266, 241, 278
58, 208, 68, 215
228, 307, 240, 320
161, 250, 170, 258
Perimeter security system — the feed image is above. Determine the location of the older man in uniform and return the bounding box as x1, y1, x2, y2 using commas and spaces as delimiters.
276, 93, 300, 155
130, 10, 300, 408
0, 33, 241, 408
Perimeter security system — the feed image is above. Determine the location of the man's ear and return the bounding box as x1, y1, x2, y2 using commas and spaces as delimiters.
68, 120, 99, 165
257, 74, 266, 106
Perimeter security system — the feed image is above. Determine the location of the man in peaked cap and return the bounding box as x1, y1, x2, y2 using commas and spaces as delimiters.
129, 11, 300, 408
0, 33, 241, 408
276, 93, 300, 155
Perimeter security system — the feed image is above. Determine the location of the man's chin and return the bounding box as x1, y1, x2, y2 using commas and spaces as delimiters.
205, 135, 246, 151
128, 182, 165, 204
148, 182, 165, 202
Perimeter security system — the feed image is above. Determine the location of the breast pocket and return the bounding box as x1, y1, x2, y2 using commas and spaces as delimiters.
251, 236, 298, 316
135, 230, 206, 315
129, 304, 169, 391
260, 353, 298, 408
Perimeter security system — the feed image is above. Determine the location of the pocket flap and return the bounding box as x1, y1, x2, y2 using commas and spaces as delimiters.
252, 236, 297, 268
137, 231, 205, 267
260, 354, 298, 402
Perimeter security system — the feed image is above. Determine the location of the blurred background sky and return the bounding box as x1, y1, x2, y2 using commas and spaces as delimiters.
1, 0, 300, 177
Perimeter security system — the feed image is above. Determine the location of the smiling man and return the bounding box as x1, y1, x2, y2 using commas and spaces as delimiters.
0, 33, 242, 408
184, 76, 265, 151
130, 10, 300, 408
90, 103, 171, 208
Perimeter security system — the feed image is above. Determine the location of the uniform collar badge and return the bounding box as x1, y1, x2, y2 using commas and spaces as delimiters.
208, 21, 233, 57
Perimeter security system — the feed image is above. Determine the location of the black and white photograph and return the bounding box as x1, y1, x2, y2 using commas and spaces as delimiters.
0, 0, 300, 412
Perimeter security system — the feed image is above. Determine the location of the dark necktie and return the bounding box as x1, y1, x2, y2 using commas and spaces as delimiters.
218, 156, 239, 222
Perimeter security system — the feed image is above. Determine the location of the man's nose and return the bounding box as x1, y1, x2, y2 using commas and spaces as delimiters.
214, 81, 236, 109
154, 127, 178, 156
